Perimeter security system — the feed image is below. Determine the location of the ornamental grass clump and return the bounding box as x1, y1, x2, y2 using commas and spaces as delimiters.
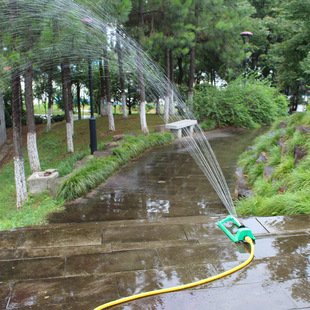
235, 110, 310, 216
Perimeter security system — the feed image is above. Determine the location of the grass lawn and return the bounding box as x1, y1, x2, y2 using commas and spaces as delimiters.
0, 114, 166, 230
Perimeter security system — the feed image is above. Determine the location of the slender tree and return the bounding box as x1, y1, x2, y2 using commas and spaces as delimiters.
0, 92, 6, 146
61, 59, 74, 153
24, 62, 41, 172
137, 0, 149, 134
12, 68, 28, 208
8, 0, 28, 208
164, 48, 170, 123
76, 81, 82, 120
116, 29, 128, 119
188, 44, 195, 102
103, 26, 115, 131
110, 0, 132, 119
99, 59, 106, 116
46, 64, 54, 131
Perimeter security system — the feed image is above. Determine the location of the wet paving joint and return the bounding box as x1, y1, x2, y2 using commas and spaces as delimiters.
1, 129, 310, 309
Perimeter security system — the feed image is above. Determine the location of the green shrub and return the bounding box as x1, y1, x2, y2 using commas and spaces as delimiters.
193, 75, 288, 128
51, 114, 66, 123
34, 115, 46, 124
200, 119, 217, 131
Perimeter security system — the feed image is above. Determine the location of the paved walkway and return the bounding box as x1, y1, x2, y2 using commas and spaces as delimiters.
1, 214, 310, 309
1, 129, 310, 309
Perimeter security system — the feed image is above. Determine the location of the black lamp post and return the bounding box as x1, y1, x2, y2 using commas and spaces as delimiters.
240, 31, 253, 71
82, 18, 97, 154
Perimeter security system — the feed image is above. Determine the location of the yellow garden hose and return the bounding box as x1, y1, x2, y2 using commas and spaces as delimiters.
94, 236, 255, 310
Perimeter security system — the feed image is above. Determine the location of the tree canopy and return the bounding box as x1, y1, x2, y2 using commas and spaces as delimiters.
1, 0, 308, 109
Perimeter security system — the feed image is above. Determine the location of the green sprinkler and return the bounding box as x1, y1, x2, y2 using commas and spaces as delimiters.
218, 215, 255, 243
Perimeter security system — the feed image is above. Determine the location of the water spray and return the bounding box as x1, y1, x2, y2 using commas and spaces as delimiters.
1, 2, 256, 308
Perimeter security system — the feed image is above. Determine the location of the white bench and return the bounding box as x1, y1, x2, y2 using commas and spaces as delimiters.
165, 119, 197, 138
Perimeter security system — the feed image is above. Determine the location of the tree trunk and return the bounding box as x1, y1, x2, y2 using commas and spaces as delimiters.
188, 45, 195, 103
76, 82, 81, 120
61, 60, 74, 153
99, 60, 106, 116
189, 5, 198, 104
177, 57, 184, 84
25, 63, 41, 172
10, 0, 28, 208
116, 30, 128, 119
103, 28, 115, 131
169, 49, 174, 116
69, 87, 74, 136
137, 58, 148, 134
211, 69, 215, 85
137, 0, 149, 134
0, 92, 7, 146
12, 70, 28, 208
137, 46, 149, 134
164, 48, 170, 123
47, 65, 53, 131
156, 98, 161, 115
104, 57, 115, 131
127, 81, 132, 115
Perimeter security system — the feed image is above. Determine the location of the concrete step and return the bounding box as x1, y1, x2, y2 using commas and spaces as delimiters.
1, 214, 310, 309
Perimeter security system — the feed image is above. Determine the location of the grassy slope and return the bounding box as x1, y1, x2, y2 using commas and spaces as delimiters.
236, 111, 310, 216
0, 114, 166, 230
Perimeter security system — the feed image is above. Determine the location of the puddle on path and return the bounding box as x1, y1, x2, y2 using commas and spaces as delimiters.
49, 128, 268, 224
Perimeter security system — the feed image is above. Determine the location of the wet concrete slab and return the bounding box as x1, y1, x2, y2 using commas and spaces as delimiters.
157, 242, 248, 268
102, 224, 186, 243
115, 282, 298, 310
0, 282, 11, 310
214, 254, 310, 286
66, 248, 162, 276
22, 244, 112, 259
257, 215, 310, 235
0, 248, 23, 260
115, 264, 224, 297
0, 231, 23, 249
111, 239, 198, 252
240, 217, 270, 235
2, 128, 310, 309
18, 226, 102, 248
254, 234, 310, 259
0, 257, 65, 281
8, 275, 120, 309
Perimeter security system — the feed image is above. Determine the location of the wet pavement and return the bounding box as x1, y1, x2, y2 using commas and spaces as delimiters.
1, 128, 310, 309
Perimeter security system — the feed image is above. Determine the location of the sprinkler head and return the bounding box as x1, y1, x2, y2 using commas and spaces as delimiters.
218, 215, 256, 243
